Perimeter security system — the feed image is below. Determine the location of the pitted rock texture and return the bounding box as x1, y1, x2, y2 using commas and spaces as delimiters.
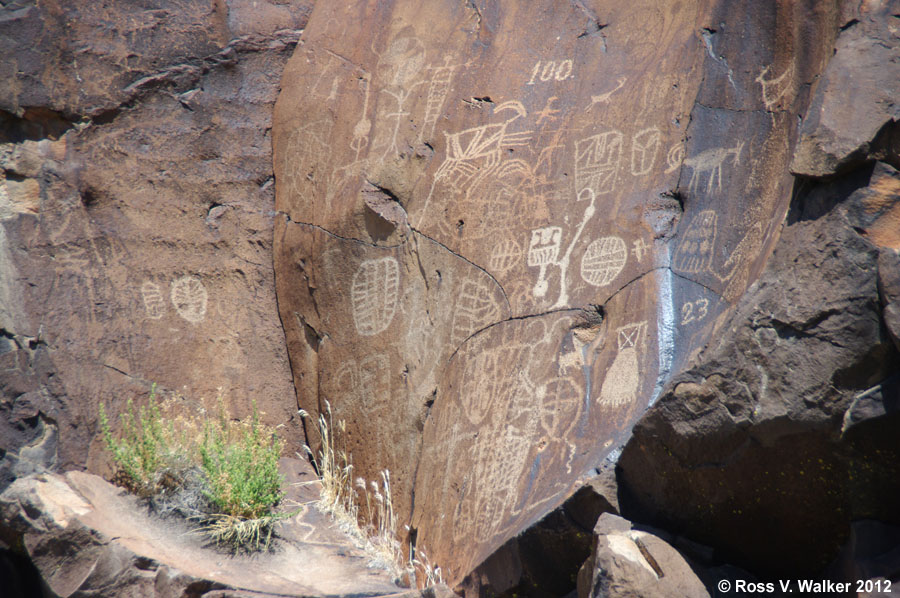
0, 0, 312, 480
273, 0, 842, 583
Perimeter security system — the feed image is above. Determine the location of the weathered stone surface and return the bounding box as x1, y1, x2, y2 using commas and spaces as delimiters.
0, 1, 311, 480
273, 0, 841, 583
618, 160, 900, 575
576, 513, 709, 598
790, 1, 900, 178
0, 461, 405, 598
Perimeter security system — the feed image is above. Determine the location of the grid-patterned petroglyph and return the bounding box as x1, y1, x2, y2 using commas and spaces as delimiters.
489, 238, 522, 275
170, 275, 208, 324
423, 56, 460, 139
528, 226, 562, 298
597, 320, 647, 408
575, 131, 623, 196
630, 127, 662, 176
673, 210, 717, 274
450, 279, 503, 346
684, 142, 743, 193
580, 236, 627, 286
350, 257, 400, 336
140, 280, 165, 319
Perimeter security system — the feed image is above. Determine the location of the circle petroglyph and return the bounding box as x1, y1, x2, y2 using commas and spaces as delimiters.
170, 275, 208, 324
580, 236, 627, 286
351, 257, 400, 336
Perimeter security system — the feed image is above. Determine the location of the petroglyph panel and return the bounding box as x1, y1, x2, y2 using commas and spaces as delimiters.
170, 275, 208, 324
350, 257, 400, 336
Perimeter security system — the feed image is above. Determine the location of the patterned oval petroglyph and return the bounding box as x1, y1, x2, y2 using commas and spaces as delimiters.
350, 257, 400, 336
581, 236, 627, 286
597, 321, 647, 408
170, 275, 208, 324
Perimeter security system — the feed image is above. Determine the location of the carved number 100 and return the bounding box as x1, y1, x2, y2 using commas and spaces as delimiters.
526, 60, 574, 84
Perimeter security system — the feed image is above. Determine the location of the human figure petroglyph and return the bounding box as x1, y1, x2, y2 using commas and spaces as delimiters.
422, 101, 532, 218
350, 73, 372, 160
140, 280, 165, 319
350, 257, 400, 336
597, 321, 647, 408
631, 238, 650, 263
683, 141, 743, 193
589, 77, 627, 109
673, 210, 717, 274
756, 63, 795, 111
170, 275, 208, 324
575, 130, 623, 196
580, 236, 627, 287
631, 127, 662, 176
535, 96, 561, 125
372, 29, 427, 161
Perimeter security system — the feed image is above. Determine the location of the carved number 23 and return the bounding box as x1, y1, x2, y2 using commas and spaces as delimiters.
681, 298, 709, 325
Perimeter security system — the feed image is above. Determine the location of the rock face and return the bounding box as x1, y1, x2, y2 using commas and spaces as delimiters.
273, 0, 842, 584
0, 0, 312, 482
617, 0, 900, 577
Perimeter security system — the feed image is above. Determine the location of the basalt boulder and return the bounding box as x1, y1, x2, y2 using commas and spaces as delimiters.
272, 0, 844, 585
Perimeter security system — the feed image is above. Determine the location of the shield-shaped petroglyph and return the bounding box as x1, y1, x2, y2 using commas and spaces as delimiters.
351, 257, 400, 336
581, 236, 627, 286
170, 275, 208, 324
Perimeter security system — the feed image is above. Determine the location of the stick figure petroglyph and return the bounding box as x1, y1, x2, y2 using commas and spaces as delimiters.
170, 275, 208, 324
350, 257, 400, 336
683, 142, 743, 193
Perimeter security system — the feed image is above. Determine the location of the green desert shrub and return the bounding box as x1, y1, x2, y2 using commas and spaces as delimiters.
199, 401, 285, 519
100, 387, 286, 552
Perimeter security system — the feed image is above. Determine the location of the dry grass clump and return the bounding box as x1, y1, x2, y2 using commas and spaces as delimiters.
301, 402, 443, 587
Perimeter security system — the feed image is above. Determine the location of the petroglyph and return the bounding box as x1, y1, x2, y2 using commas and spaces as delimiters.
535, 96, 561, 125
684, 142, 743, 193
450, 279, 504, 346
673, 210, 717, 274
170, 275, 208, 324
756, 63, 795, 111
423, 101, 532, 216
680, 298, 709, 325
528, 226, 562, 298
489, 238, 522, 275
350, 257, 400, 336
374, 30, 427, 160
140, 281, 165, 319
285, 119, 333, 196
580, 236, 627, 286
597, 321, 647, 408
590, 77, 627, 108
423, 57, 461, 139
665, 143, 684, 174
575, 131, 623, 196
526, 59, 574, 84
631, 238, 650, 263
350, 74, 372, 160
630, 127, 662, 176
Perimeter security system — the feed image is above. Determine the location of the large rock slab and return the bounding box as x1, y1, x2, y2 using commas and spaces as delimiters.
273, 0, 842, 584
618, 160, 900, 575
0, 0, 312, 479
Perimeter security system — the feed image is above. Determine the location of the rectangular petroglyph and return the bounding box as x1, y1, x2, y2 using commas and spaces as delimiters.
575, 131, 623, 196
